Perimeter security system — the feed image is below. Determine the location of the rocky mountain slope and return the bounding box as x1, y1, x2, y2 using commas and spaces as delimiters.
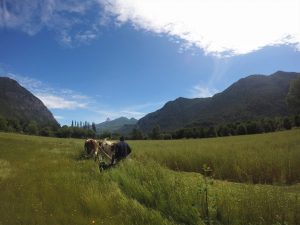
0, 77, 59, 127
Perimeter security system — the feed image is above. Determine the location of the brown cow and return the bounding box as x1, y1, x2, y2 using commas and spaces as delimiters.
84, 139, 99, 159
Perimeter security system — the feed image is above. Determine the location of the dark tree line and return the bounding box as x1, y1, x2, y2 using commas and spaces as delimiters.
71, 120, 96, 132
170, 116, 299, 139
0, 118, 97, 139
125, 115, 300, 140
1, 116, 298, 140
0, 118, 56, 136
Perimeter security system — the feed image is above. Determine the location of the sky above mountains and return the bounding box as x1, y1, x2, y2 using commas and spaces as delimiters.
0, 0, 300, 125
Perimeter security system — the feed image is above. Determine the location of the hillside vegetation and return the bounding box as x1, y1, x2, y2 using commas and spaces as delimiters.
138, 71, 300, 132
0, 130, 300, 225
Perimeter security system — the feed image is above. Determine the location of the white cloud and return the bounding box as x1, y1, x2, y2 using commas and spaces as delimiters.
93, 101, 165, 122
7, 73, 51, 93
123, 101, 165, 112
190, 85, 219, 98
2, 72, 164, 122
0, 0, 101, 46
2, 0, 299, 55
5, 73, 91, 110
100, 0, 300, 56
36, 94, 87, 109
95, 109, 145, 121
54, 115, 64, 120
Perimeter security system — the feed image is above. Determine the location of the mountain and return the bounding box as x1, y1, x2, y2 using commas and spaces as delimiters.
96, 117, 137, 134
0, 77, 59, 127
138, 71, 300, 132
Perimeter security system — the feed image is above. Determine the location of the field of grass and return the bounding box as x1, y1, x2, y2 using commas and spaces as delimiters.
0, 130, 300, 225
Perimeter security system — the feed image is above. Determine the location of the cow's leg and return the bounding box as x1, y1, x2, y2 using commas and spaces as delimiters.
94, 150, 97, 162
98, 151, 103, 162
111, 154, 115, 165
84, 146, 89, 158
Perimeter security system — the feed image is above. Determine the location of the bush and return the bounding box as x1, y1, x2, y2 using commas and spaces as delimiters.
283, 117, 292, 130
0, 117, 7, 131
26, 121, 39, 135
39, 126, 53, 137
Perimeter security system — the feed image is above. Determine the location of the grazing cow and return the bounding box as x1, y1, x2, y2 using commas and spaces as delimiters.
84, 139, 99, 159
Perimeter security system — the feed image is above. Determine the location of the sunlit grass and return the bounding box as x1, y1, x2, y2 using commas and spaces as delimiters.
132, 129, 300, 184
0, 131, 299, 225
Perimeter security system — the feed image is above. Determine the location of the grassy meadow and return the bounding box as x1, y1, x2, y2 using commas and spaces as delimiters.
0, 130, 300, 225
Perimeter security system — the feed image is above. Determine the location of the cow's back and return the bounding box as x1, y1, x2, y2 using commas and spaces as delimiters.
100, 139, 116, 158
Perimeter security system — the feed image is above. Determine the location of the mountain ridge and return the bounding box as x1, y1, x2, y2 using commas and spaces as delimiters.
137, 71, 300, 133
96, 116, 137, 134
0, 77, 59, 128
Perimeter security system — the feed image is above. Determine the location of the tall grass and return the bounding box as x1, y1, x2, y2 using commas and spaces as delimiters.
105, 160, 300, 225
0, 133, 173, 225
131, 129, 300, 184
0, 131, 300, 225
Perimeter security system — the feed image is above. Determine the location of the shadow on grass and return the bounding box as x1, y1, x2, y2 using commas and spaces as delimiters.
74, 150, 92, 161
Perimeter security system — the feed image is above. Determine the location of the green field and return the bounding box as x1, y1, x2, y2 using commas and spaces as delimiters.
0, 130, 300, 225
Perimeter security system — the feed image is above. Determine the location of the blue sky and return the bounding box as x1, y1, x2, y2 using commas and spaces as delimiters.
0, 0, 300, 125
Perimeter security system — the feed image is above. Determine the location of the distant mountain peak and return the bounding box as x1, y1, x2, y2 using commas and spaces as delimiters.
96, 116, 137, 134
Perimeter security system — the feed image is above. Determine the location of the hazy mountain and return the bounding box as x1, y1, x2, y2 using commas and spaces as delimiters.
0, 77, 59, 127
138, 71, 300, 132
96, 117, 137, 134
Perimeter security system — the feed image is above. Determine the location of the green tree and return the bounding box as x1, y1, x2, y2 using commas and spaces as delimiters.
162, 133, 172, 140
151, 125, 161, 139
92, 122, 97, 133
26, 121, 38, 135
206, 127, 216, 138
217, 125, 230, 137
0, 117, 8, 131
86, 129, 96, 138
40, 126, 53, 136
6, 119, 22, 133
287, 76, 300, 114
283, 117, 292, 130
264, 119, 276, 132
57, 125, 72, 138
72, 127, 87, 138
198, 127, 205, 138
183, 128, 194, 139
274, 117, 284, 130
174, 129, 184, 139
131, 128, 143, 140
99, 131, 111, 139
294, 115, 300, 127
246, 121, 263, 134
237, 124, 247, 135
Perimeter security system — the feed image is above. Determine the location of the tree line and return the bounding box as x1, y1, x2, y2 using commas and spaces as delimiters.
0, 114, 299, 140
0, 118, 97, 139
127, 115, 300, 140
